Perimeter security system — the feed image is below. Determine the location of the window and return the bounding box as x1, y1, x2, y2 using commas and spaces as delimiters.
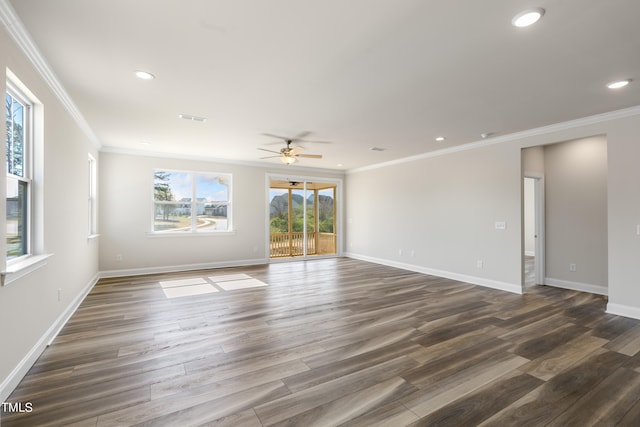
88, 154, 97, 236
153, 170, 231, 233
6, 88, 31, 260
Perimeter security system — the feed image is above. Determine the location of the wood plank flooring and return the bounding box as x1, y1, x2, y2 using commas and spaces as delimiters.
3, 257, 640, 426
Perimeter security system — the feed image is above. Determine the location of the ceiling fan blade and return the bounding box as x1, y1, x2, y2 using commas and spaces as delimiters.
296, 154, 322, 159
290, 146, 304, 154
260, 155, 281, 159
290, 131, 311, 142
261, 131, 314, 144
298, 139, 332, 144
261, 132, 288, 140
257, 147, 281, 154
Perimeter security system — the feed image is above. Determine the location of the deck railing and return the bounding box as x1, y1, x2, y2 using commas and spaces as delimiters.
270, 232, 336, 257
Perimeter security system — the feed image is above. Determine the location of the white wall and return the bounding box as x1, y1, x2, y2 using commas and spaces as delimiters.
607, 119, 640, 319
346, 111, 640, 317
0, 28, 100, 400
346, 143, 523, 293
544, 136, 608, 292
99, 152, 343, 274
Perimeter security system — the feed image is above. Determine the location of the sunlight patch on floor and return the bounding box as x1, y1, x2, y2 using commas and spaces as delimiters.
160, 282, 218, 298
160, 273, 268, 298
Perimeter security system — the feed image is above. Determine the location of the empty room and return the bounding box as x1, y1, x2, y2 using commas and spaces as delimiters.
2, 0, 640, 425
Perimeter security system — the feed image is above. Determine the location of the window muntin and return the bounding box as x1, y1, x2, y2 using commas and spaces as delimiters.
6, 90, 31, 260
153, 170, 231, 233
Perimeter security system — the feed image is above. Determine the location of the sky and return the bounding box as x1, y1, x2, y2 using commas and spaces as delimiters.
156, 171, 229, 202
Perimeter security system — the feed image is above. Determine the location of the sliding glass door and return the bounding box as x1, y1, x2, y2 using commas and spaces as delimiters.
269, 179, 337, 259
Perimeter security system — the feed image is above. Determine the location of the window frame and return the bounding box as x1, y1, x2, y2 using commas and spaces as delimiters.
151, 169, 233, 235
6, 83, 33, 263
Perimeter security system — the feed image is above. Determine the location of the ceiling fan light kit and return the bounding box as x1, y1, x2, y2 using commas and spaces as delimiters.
281, 156, 297, 165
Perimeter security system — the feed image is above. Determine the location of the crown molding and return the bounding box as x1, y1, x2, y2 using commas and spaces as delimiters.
0, 0, 101, 149
347, 104, 640, 174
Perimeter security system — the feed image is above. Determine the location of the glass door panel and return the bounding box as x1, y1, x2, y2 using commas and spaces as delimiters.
269, 180, 337, 259
317, 187, 336, 255
269, 188, 290, 257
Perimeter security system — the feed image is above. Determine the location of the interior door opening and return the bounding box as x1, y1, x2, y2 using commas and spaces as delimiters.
523, 175, 544, 290
269, 179, 337, 259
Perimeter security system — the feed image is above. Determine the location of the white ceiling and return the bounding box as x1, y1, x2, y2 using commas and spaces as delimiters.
6, 0, 640, 170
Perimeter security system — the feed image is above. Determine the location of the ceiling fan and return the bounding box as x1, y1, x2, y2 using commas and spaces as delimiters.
258, 132, 324, 164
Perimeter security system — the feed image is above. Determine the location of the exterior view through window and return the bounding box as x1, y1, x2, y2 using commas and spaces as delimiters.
269, 180, 336, 258
6, 90, 30, 259
153, 170, 231, 233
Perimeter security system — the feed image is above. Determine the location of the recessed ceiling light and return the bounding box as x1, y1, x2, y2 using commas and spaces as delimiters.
607, 79, 631, 89
337, 163, 344, 167
512, 8, 545, 27
435, 136, 446, 142
135, 70, 155, 80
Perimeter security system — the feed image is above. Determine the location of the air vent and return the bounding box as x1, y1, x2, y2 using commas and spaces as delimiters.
178, 114, 207, 123
370, 147, 385, 152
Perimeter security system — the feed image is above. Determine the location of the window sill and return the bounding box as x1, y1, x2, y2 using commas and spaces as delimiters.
146, 230, 237, 238
2, 253, 53, 286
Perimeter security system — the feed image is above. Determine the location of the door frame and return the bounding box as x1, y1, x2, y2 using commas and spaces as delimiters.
265, 173, 343, 262
523, 173, 545, 290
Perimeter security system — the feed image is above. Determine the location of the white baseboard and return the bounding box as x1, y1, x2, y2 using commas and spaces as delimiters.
606, 303, 640, 320
0, 273, 99, 402
99, 258, 269, 278
344, 252, 522, 294
544, 277, 608, 296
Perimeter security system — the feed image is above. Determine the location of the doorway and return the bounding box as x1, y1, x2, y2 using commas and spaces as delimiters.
523, 175, 544, 289
268, 178, 338, 259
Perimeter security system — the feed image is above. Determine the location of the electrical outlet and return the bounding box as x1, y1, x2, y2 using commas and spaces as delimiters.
116, 254, 123, 262
477, 260, 484, 269
570, 263, 577, 272
398, 249, 403, 256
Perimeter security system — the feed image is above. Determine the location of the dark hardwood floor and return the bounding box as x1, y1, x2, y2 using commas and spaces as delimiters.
3, 258, 640, 426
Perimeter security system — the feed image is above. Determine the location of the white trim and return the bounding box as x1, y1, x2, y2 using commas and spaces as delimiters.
524, 251, 535, 257
347, 105, 640, 175
2, 253, 53, 286
0, 273, 99, 402
606, 303, 640, 321
544, 277, 608, 296
0, 0, 101, 149
345, 252, 522, 294
146, 230, 237, 238
99, 258, 268, 278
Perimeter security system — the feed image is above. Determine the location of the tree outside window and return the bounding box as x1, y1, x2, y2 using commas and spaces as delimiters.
6, 91, 30, 259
